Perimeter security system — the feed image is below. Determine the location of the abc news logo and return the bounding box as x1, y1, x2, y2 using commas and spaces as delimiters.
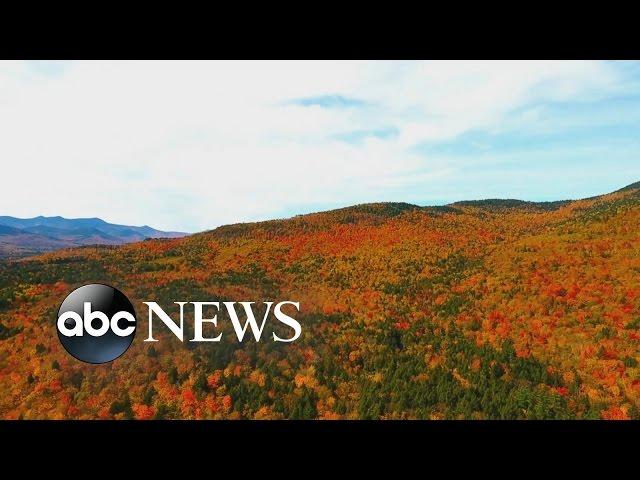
57, 284, 301, 364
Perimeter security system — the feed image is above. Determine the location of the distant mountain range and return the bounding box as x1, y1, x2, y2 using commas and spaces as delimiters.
0, 216, 186, 258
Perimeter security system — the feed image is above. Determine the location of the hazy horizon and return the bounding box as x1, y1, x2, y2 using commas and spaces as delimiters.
2, 60, 640, 232
3, 178, 637, 235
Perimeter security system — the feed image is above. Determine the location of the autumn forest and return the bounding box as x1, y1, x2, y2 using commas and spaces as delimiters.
1, 182, 640, 419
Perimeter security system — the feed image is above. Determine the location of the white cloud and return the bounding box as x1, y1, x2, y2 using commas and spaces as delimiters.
0, 60, 635, 231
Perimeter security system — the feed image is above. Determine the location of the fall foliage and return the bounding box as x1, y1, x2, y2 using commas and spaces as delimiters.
1, 183, 640, 419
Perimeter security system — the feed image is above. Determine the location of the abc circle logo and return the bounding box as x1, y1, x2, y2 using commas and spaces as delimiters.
57, 284, 137, 364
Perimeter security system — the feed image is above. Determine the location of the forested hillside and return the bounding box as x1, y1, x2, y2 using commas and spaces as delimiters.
1, 184, 639, 419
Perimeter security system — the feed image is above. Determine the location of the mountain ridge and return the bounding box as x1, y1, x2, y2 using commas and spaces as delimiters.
0, 215, 186, 258
2, 181, 639, 257
199, 180, 640, 237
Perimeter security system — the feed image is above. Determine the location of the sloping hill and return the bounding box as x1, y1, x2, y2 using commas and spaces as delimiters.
0, 224, 72, 258
0, 182, 639, 419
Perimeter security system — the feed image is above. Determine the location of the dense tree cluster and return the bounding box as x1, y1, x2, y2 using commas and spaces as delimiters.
0, 187, 639, 419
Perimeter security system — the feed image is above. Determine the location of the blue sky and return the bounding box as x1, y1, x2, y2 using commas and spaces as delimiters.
1, 60, 639, 232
